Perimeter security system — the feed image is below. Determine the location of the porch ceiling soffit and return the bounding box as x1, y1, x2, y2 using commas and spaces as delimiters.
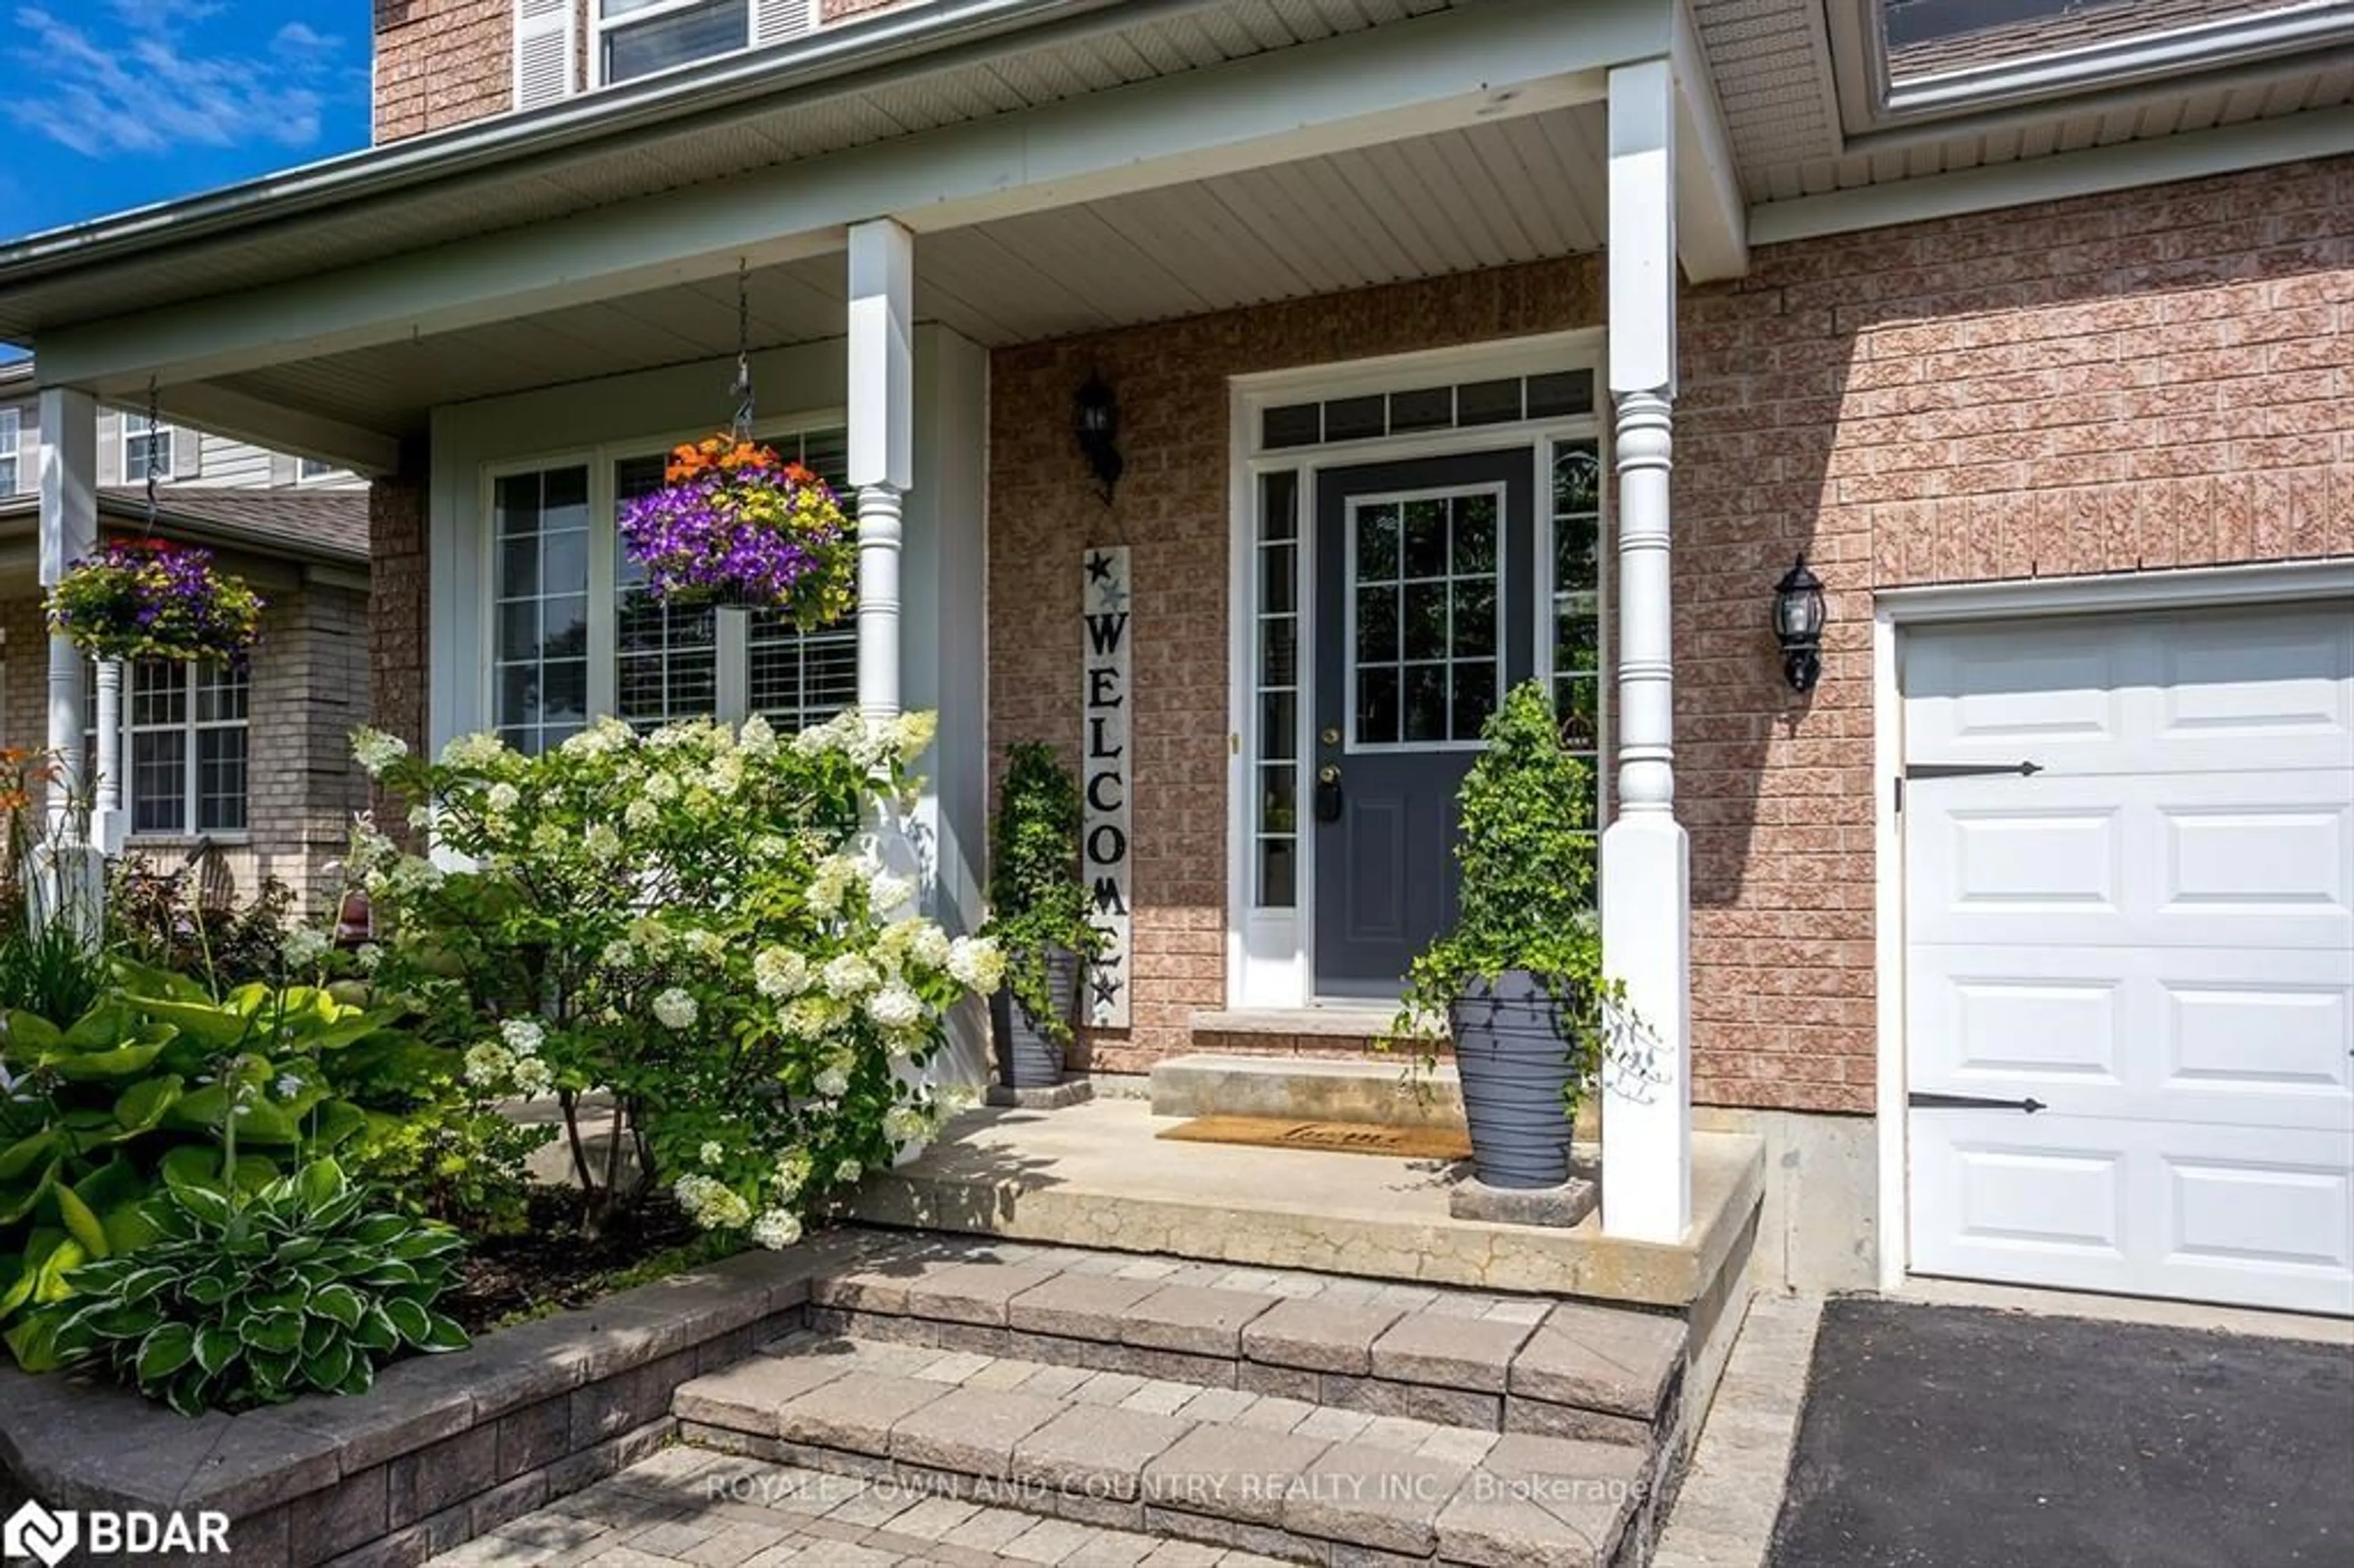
1672, 0, 1749, 282
32, 0, 1672, 400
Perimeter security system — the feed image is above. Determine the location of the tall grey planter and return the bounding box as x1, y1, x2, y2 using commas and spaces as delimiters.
1450, 970, 1575, 1189
992, 945, 1079, 1089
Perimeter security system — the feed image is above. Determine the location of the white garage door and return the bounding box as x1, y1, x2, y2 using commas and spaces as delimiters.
1903, 601, 2354, 1315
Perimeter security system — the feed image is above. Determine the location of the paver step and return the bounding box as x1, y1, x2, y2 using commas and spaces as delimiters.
676, 1331, 1659, 1567
1149, 1053, 1466, 1130
802, 1232, 1688, 1446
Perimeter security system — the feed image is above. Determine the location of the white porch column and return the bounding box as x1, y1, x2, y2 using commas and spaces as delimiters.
1600, 58, 1693, 1243
848, 218, 914, 723
35, 386, 103, 935
93, 660, 124, 854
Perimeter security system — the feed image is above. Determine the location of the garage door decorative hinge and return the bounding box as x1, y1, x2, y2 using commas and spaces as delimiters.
1909, 1090, 2047, 1114
1894, 759, 2041, 810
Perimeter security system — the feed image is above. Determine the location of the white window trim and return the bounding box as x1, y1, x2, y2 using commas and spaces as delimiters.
1225, 330, 1609, 1012
122, 412, 173, 487
593, 0, 749, 88
0, 408, 18, 495
88, 660, 253, 843
478, 408, 851, 743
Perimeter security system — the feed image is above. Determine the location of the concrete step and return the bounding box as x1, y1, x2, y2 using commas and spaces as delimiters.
677, 1328, 1663, 1567
1150, 1052, 1465, 1129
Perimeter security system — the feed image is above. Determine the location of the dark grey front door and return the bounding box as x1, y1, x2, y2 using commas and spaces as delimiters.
1312, 451, 1538, 997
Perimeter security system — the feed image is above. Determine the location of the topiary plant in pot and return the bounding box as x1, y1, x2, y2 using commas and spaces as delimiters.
1386, 680, 1611, 1189
981, 743, 1105, 1088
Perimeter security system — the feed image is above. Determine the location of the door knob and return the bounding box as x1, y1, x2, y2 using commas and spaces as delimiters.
1314, 766, 1343, 823
1320, 726, 1341, 747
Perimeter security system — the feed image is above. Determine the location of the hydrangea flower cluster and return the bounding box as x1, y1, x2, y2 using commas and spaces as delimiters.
46, 538, 266, 661
616, 435, 856, 626
351, 704, 1004, 1249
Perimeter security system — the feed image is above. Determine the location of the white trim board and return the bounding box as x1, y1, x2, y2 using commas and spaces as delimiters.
1749, 108, 2354, 248
1869, 557, 2354, 1295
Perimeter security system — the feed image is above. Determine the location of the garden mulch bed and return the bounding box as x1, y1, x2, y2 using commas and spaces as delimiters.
440, 1189, 725, 1333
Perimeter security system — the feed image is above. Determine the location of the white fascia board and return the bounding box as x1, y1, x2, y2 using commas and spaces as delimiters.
158, 382, 403, 478
37, 0, 1668, 397
1670, 2, 1748, 283
1746, 108, 2354, 248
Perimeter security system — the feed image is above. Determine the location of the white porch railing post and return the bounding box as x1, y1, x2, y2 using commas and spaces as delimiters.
848, 217, 914, 723
1600, 58, 1693, 1243
93, 658, 124, 855
34, 386, 103, 938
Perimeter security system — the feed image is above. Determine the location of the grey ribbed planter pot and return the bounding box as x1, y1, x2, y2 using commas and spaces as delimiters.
992, 945, 1078, 1088
1450, 970, 1577, 1189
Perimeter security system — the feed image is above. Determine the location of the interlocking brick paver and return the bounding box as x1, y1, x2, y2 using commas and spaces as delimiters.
1118, 1379, 1197, 1417
1121, 1285, 1278, 1355
1369, 1311, 1539, 1393
1239, 1296, 1404, 1375
1012, 1402, 1193, 1501
1000, 1515, 1105, 1564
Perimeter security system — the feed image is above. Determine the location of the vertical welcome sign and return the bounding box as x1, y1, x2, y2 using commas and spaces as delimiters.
1080, 547, 1132, 1029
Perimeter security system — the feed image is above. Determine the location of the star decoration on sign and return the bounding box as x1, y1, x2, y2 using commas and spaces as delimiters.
1085, 552, 1116, 585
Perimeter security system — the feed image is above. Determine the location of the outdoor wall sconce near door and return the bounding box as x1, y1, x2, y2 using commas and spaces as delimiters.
1773, 554, 1826, 692
1074, 370, 1124, 504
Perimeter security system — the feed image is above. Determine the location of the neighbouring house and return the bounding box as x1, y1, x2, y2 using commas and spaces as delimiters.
1, 0, 2347, 1320
0, 357, 372, 906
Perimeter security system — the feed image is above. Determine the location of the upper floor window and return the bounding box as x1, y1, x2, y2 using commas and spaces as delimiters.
123, 413, 173, 484
298, 457, 338, 482
0, 408, 18, 495
599, 0, 750, 85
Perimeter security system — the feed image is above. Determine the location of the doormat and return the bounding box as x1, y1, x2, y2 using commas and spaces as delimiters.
1157, 1115, 1471, 1162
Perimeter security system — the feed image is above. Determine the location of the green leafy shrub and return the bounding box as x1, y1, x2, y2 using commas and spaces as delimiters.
350, 711, 1002, 1245
106, 856, 298, 995
0, 913, 110, 1026
48, 1157, 467, 1415
0, 978, 392, 1368
981, 743, 1104, 1045
1385, 681, 1613, 1109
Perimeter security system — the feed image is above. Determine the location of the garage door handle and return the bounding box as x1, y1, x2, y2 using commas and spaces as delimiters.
1910, 1090, 2046, 1114
1896, 759, 2040, 810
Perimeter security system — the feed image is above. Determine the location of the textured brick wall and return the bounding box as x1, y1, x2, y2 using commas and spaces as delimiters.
989, 154, 2352, 1102
1676, 154, 2352, 1113
370, 463, 432, 773
374, 0, 512, 143
989, 265, 1607, 1075
1, 582, 372, 911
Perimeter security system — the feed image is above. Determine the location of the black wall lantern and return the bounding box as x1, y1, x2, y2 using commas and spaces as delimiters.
1773, 554, 1826, 692
1073, 370, 1124, 504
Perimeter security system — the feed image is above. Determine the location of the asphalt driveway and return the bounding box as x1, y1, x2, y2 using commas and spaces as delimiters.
1769, 1297, 2354, 1567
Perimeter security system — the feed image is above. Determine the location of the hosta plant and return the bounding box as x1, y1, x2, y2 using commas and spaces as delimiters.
47, 1157, 468, 1416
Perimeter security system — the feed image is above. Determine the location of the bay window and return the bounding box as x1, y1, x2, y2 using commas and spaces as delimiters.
492, 422, 856, 752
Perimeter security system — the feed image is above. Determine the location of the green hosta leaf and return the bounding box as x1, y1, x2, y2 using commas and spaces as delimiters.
412, 1312, 469, 1354
113, 1076, 184, 1132
350, 1213, 411, 1247
160, 1144, 227, 1193
2, 1011, 63, 1057
308, 1284, 365, 1329
104, 1200, 166, 1255
184, 1273, 232, 1307
137, 1322, 197, 1385
360, 1258, 421, 1289
112, 1265, 180, 1307
132, 995, 252, 1049
294, 1159, 345, 1211
6, 1311, 67, 1374
310, 1188, 366, 1230
307, 1100, 367, 1150
192, 1324, 240, 1377
0, 1160, 59, 1228
303, 1338, 354, 1391
0, 1130, 57, 1182
0, 1231, 63, 1319
164, 1371, 211, 1418
302, 1317, 334, 1359
47, 1044, 168, 1084
275, 1235, 322, 1264
53, 1182, 110, 1262
335, 1356, 374, 1398
387, 1227, 467, 1263
166, 1184, 232, 1233
238, 1310, 303, 1355
86, 1303, 162, 1341
349, 1306, 398, 1354
380, 1296, 432, 1346
251, 1288, 307, 1315
61, 1002, 136, 1051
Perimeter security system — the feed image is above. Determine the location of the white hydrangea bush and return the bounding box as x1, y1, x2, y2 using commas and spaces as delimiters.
348, 710, 997, 1244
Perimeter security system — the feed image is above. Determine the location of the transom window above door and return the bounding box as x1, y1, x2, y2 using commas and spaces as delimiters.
490, 424, 855, 753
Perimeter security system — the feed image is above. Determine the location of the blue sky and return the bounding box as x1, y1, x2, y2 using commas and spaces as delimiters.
0, 1, 371, 241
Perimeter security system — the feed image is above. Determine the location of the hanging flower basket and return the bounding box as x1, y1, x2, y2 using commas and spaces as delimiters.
617, 435, 857, 626
45, 539, 265, 662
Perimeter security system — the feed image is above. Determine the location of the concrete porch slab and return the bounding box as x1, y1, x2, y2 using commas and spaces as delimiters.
840, 1098, 1763, 1311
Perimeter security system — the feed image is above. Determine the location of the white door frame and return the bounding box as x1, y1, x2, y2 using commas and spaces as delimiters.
1872, 557, 2354, 1294
1225, 330, 1608, 1011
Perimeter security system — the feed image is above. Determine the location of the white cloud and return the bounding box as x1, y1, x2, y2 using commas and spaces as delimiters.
3, 1, 349, 159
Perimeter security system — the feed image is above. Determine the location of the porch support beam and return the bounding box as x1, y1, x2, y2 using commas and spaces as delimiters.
1600, 58, 1693, 1244
157, 382, 403, 479
849, 218, 915, 723
34, 0, 1656, 396
1670, 6, 1750, 282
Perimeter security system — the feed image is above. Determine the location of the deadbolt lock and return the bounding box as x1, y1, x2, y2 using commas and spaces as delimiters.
1320, 726, 1341, 747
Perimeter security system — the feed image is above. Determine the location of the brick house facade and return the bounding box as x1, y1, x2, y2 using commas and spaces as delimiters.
988, 154, 2353, 1105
